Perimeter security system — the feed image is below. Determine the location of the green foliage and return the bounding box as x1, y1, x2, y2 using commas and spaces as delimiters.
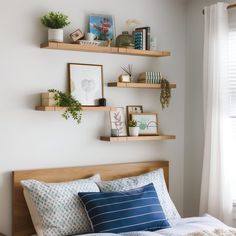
160, 78, 171, 110
128, 119, 137, 127
41, 12, 70, 29
48, 89, 82, 125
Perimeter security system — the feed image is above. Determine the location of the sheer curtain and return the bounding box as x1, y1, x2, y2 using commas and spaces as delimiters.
200, 2, 234, 225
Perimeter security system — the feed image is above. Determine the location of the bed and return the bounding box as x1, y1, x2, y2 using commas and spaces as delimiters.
12, 161, 235, 236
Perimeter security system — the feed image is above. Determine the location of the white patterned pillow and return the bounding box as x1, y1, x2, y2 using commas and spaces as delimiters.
21, 174, 100, 236
97, 169, 180, 222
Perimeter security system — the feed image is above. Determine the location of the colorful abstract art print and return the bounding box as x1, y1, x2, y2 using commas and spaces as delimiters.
110, 107, 127, 137
89, 15, 114, 41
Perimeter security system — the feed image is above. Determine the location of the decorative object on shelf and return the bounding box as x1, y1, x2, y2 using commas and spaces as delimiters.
79, 40, 101, 46
126, 105, 143, 121
89, 15, 114, 41
98, 98, 106, 106
69, 63, 104, 106
150, 36, 157, 51
138, 72, 162, 84
48, 89, 82, 125
118, 74, 131, 83
41, 11, 70, 42
119, 64, 133, 82
135, 27, 150, 50
134, 30, 143, 50
125, 19, 141, 34
160, 78, 171, 110
131, 113, 159, 136
110, 107, 127, 137
85, 32, 97, 41
70, 28, 84, 42
128, 120, 139, 137
111, 128, 119, 137
41, 92, 57, 106
116, 31, 134, 48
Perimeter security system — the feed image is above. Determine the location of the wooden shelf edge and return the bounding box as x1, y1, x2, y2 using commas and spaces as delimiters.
40, 42, 171, 58
107, 82, 176, 89
35, 106, 115, 112
100, 135, 176, 142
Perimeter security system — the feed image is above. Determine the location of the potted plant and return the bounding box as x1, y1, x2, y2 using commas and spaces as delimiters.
48, 89, 82, 125
128, 119, 139, 136
41, 12, 70, 42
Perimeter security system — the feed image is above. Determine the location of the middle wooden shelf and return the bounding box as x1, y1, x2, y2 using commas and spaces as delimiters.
107, 82, 176, 89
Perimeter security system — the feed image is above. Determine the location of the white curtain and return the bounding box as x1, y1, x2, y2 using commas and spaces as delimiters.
200, 2, 233, 225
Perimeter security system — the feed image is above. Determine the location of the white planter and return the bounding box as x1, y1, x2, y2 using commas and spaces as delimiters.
129, 127, 139, 137
48, 29, 63, 42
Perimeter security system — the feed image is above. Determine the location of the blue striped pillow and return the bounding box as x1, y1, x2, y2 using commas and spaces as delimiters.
78, 183, 170, 233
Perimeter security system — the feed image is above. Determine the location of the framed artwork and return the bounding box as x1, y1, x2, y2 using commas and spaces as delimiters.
68, 63, 104, 106
131, 113, 159, 136
89, 14, 114, 41
110, 107, 127, 137
126, 105, 143, 121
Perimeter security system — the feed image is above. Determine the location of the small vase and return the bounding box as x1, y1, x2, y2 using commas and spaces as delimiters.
129, 127, 139, 136
116, 31, 134, 48
48, 29, 63, 42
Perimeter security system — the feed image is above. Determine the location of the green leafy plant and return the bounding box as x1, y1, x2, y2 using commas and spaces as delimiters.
160, 78, 171, 110
41, 12, 70, 29
128, 119, 137, 127
48, 89, 82, 125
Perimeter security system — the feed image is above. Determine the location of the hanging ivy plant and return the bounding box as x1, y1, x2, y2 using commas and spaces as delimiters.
160, 78, 171, 110
48, 89, 82, 125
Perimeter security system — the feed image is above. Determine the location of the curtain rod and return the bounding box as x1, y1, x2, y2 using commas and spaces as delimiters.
202, 3, 236, 15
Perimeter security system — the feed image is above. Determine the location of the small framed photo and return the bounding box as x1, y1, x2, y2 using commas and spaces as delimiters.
89, 14, 114, 41
70, 28, 84, 42
110, 107, 127, 137
131, 113, 159, 136
126, 105, 143, 121
68, 63, 104, 106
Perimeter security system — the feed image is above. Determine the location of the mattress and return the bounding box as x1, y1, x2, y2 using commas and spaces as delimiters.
75, 215, 234, 236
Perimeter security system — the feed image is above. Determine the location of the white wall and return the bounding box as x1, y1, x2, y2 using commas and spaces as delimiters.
0, 0, 187, 235
184, 0, 236, 217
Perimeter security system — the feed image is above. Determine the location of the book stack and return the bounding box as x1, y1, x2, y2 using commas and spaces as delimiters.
134, 27, 150, 50
138, 72, 162, 84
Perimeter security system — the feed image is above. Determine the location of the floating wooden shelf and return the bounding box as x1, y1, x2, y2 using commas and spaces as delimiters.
40, 42, 171, 58
100, 135, 176, 142
107, 82, 176, 89
35, 106, 115, 112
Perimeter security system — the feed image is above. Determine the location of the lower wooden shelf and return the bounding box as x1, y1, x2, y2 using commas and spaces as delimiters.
100, 135, 176, 142
35, 106, 115, 112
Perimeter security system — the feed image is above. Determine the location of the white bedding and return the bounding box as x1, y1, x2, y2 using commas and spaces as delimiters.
75, 215, 234, 236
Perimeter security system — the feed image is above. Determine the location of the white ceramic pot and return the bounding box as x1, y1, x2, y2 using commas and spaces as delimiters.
48, 29, 63, 42
129, 127, 139, 137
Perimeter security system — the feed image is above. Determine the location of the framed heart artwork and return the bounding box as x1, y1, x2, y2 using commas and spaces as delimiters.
68, 63, 104, 106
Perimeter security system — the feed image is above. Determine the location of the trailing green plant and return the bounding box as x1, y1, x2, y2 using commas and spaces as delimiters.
48, 89, 82, 125
41, 12, 70, 29
160, 78, 171, 110
128, 119, 137, 127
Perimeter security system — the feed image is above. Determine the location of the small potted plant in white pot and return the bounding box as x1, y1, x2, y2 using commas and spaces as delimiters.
128, 119, 139, 136
41, 11, 70, 42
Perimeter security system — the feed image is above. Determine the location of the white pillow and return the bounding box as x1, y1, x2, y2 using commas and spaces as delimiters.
97, 169, 180, 222
21, 174, 100, 236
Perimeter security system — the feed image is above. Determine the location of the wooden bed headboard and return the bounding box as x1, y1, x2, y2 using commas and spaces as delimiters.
12, 161, 169, 236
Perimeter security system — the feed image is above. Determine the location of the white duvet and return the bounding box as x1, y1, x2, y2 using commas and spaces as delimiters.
76, 215, 236, 236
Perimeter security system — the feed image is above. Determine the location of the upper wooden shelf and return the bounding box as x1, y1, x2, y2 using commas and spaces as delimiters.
40, 42, 171, 58
107, 82, 176, 89
100, 135, 176, 142
36, 106, 115, 112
